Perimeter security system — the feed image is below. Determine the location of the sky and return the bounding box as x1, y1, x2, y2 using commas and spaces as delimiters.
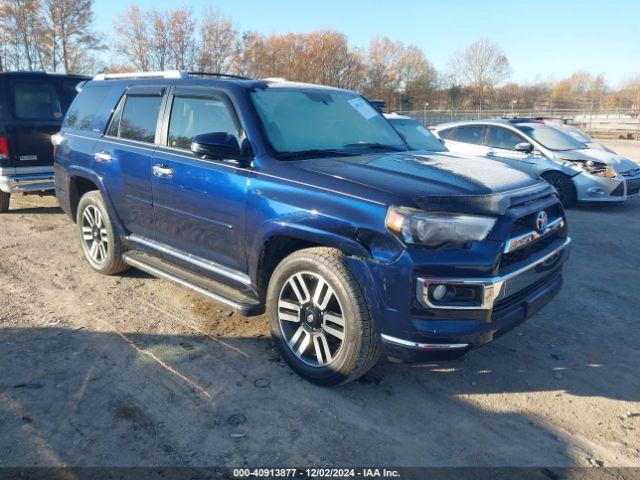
93, 0, 640, 87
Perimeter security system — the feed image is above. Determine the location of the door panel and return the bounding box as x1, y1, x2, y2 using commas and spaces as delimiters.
484, 126, 540, 175
153, 91, 250, 274
6, 80, 64, 168
94, 138, 156, 238
152, 148, 250, 273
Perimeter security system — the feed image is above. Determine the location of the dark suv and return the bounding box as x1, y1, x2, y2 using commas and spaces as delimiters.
54, 71, 571, 385
0, 71, 89, 211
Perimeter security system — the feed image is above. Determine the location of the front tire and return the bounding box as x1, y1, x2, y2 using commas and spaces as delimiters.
76, 191, 128, 275
543, 172, 577, 207
266, 247, 380, 386
0, 192, 10, 212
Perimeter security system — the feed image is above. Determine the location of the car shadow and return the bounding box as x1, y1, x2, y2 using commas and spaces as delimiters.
3, 205, 64, 215
0, 324, 637, 468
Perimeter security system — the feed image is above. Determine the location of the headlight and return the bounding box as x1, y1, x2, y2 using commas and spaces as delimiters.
385, 206, 497, 248
561, 159, 616, 177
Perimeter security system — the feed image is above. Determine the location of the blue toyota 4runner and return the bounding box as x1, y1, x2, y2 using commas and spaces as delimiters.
54, 71, 571, 385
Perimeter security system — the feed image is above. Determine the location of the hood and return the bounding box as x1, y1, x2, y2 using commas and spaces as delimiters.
557, 148, 639, 173
295, 151, 552, 215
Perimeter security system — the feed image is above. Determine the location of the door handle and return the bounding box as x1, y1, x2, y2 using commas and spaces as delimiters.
152, 164, 174, 178
94, 151, 112, 163
486, 150, 496, 156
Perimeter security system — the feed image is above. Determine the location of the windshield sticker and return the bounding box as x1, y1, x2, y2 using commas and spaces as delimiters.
416, 125, 432, 137
348, 97, 378, 120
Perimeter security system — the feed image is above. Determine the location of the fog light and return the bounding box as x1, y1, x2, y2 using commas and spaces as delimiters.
587, 187, 604, 196
431, 284, 448, 301
422, 281, 484, 308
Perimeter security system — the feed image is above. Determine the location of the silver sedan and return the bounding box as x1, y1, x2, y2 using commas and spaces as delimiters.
433, 119, 640, 206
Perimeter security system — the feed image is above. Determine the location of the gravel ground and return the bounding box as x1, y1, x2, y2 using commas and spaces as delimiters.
0, 140, 639, 468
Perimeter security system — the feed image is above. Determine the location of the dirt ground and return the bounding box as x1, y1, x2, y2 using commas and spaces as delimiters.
0, 140, 639, 468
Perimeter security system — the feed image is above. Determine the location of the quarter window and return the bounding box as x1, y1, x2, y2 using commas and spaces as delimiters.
65, 86, 111, 131
167, 96, 239, 150
485, 126, 525, 150
448, 126, 485, 145
117, 96, 162, 143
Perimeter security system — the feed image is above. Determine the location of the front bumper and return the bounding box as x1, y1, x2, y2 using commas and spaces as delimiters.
0, 173, 56, 193
379, 237, 571, 362
574, 171, 640, 202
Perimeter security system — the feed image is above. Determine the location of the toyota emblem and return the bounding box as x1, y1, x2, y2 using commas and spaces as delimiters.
535, 210, 548, 232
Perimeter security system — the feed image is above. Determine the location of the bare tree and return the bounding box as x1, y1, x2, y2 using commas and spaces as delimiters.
113, 6, 150, 71
168, 8, 196, 70
449, 38, 510, 114
0, 0, 46, 70
42, 0, 102, 73
197, 8, 237, 73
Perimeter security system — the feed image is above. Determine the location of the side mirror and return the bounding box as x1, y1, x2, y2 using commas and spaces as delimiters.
191, 132, 247, 164
514, 142, 534, 154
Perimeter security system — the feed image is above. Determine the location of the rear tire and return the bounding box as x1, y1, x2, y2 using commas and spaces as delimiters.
76, 191, 128, 275
266, 247, 381, 386
0, 192, 10, 212
542, 172, 577, 207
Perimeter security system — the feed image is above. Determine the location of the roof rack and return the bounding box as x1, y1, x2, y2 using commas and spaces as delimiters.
187, 71, 251, 80
92, 70, 251, 81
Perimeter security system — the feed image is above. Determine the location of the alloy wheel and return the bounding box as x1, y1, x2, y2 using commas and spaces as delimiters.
81, 205, 109, 264
278, 271, 346, 367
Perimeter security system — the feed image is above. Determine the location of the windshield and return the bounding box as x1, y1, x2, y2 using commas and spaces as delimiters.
554, 123, 594, 143
516, 124, 586, 151
250, 88, 407, 158
388, 118, 447, 152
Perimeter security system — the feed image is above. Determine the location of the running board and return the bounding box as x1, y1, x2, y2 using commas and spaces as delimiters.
123, 251, 264, 316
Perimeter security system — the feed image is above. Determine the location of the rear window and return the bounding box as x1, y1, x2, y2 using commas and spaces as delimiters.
11, 81, 62, 120
116, 96, 162, 143
65, 86, 111, 131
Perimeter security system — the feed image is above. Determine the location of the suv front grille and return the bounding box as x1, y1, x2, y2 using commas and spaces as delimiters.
500, 233, 558, 270
510, 203, 563, 236
499, 200, 566, 272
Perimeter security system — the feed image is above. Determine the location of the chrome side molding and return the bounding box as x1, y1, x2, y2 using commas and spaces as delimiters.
127, 235, 251, 286
380, 334, 469, 350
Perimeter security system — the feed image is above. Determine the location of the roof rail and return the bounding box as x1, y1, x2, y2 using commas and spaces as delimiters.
187, 71, 251, 80
93, 70, 186, 81
93, 70, 252, 81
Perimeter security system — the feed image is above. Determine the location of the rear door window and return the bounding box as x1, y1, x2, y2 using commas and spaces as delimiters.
167, 96, 239, 150
65, 86, 112, 131
485, 126, 525, 150
448, 125, 485, 145
11, 81, 62, 120
116, 96, 163, 143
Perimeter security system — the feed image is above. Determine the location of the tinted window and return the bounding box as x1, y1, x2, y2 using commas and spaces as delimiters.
11, 81, 62, 120
118, 96, 162, 143
485, 126, 525, 150
449, 126, 485, 145
168, 96, 239, 150
65, 86, 111, 131
58, 79, 83, 112
437, 127, 455, 139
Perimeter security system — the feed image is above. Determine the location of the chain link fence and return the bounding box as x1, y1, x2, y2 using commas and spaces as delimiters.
394, 108, 640, 140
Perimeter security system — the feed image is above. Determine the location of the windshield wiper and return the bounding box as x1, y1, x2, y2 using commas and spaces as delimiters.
342, 142, 406, 152
276, 149, 357, 160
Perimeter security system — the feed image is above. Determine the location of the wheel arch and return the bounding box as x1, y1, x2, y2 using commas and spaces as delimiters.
67, 169, 126, 235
